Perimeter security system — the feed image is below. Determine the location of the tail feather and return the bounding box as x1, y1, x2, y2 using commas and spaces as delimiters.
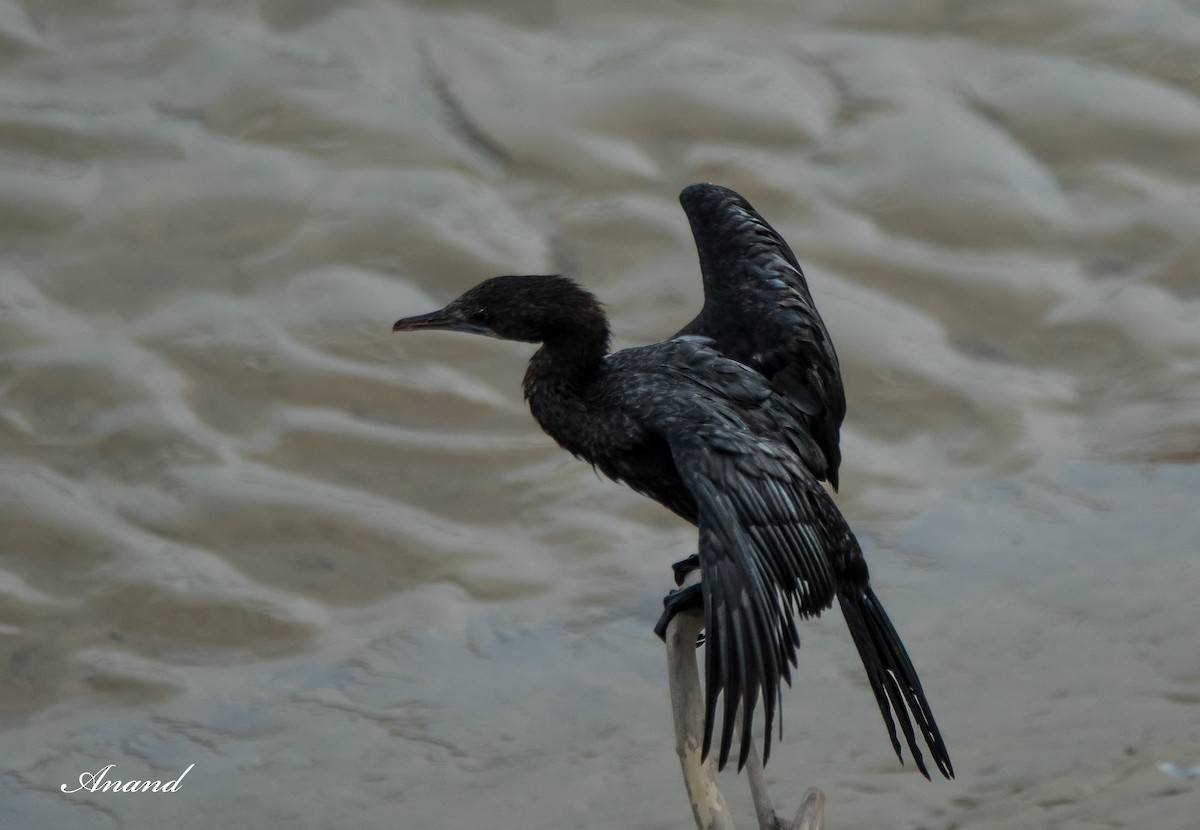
838, 585, 954, 780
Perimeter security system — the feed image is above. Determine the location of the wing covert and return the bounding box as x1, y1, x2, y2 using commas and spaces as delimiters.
676, 183, 847, 489
665, 423, 844, 770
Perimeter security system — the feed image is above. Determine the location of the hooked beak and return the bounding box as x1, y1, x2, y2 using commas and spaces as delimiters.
392, 309, 492, 336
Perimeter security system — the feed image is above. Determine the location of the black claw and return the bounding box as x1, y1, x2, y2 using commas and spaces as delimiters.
654, 582, 705, 641
671, 553, 701, 586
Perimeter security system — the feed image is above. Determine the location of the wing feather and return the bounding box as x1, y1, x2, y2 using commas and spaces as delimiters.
667, 427, 841, 770
676, 183, 846, 488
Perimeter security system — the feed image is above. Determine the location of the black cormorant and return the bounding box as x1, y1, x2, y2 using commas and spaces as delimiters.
392, 183, 952, 779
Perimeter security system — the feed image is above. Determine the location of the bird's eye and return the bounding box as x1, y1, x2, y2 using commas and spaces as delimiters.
468, 308, 489, 325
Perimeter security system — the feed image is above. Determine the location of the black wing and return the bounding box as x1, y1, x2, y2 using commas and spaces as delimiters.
676, 183, 847, 489
665, 421, 843, 771
603, 340, 948, 775
609, 339, 847, 770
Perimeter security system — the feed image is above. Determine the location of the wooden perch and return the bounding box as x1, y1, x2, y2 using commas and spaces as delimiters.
664, 569, 826, 830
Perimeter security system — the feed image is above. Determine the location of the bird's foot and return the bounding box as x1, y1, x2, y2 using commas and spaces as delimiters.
670, 553, 700, 586
654, 582, 704, 644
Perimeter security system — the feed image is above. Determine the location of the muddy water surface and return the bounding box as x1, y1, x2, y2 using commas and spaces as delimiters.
2, 1, 1199, 828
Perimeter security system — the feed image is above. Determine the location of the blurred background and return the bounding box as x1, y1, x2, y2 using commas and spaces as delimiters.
2, 0, 1198, 827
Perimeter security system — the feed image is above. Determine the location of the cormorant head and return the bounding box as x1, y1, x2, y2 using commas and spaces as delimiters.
393, 274, 609, 347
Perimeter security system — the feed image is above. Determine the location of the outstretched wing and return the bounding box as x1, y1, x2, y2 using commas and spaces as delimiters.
664, 421, 847, 770
598, 340, 948, 777
601, 337, 853, 769
676, 183, 846, 489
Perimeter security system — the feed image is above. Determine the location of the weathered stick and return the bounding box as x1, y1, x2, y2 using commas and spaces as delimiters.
737, 720, 777, 830
664, 569, 827, 830
664, 570, 735, 830
793, 789, 825, 830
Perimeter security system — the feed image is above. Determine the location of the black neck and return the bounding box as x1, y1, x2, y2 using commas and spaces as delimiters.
522, 312, 610, 400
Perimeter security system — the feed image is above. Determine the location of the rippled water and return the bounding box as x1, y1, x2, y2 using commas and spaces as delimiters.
2, 1, 1199, 828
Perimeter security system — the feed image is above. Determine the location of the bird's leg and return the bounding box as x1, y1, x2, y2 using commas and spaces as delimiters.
655, 556, 704, 644
670, 553, 701, 586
